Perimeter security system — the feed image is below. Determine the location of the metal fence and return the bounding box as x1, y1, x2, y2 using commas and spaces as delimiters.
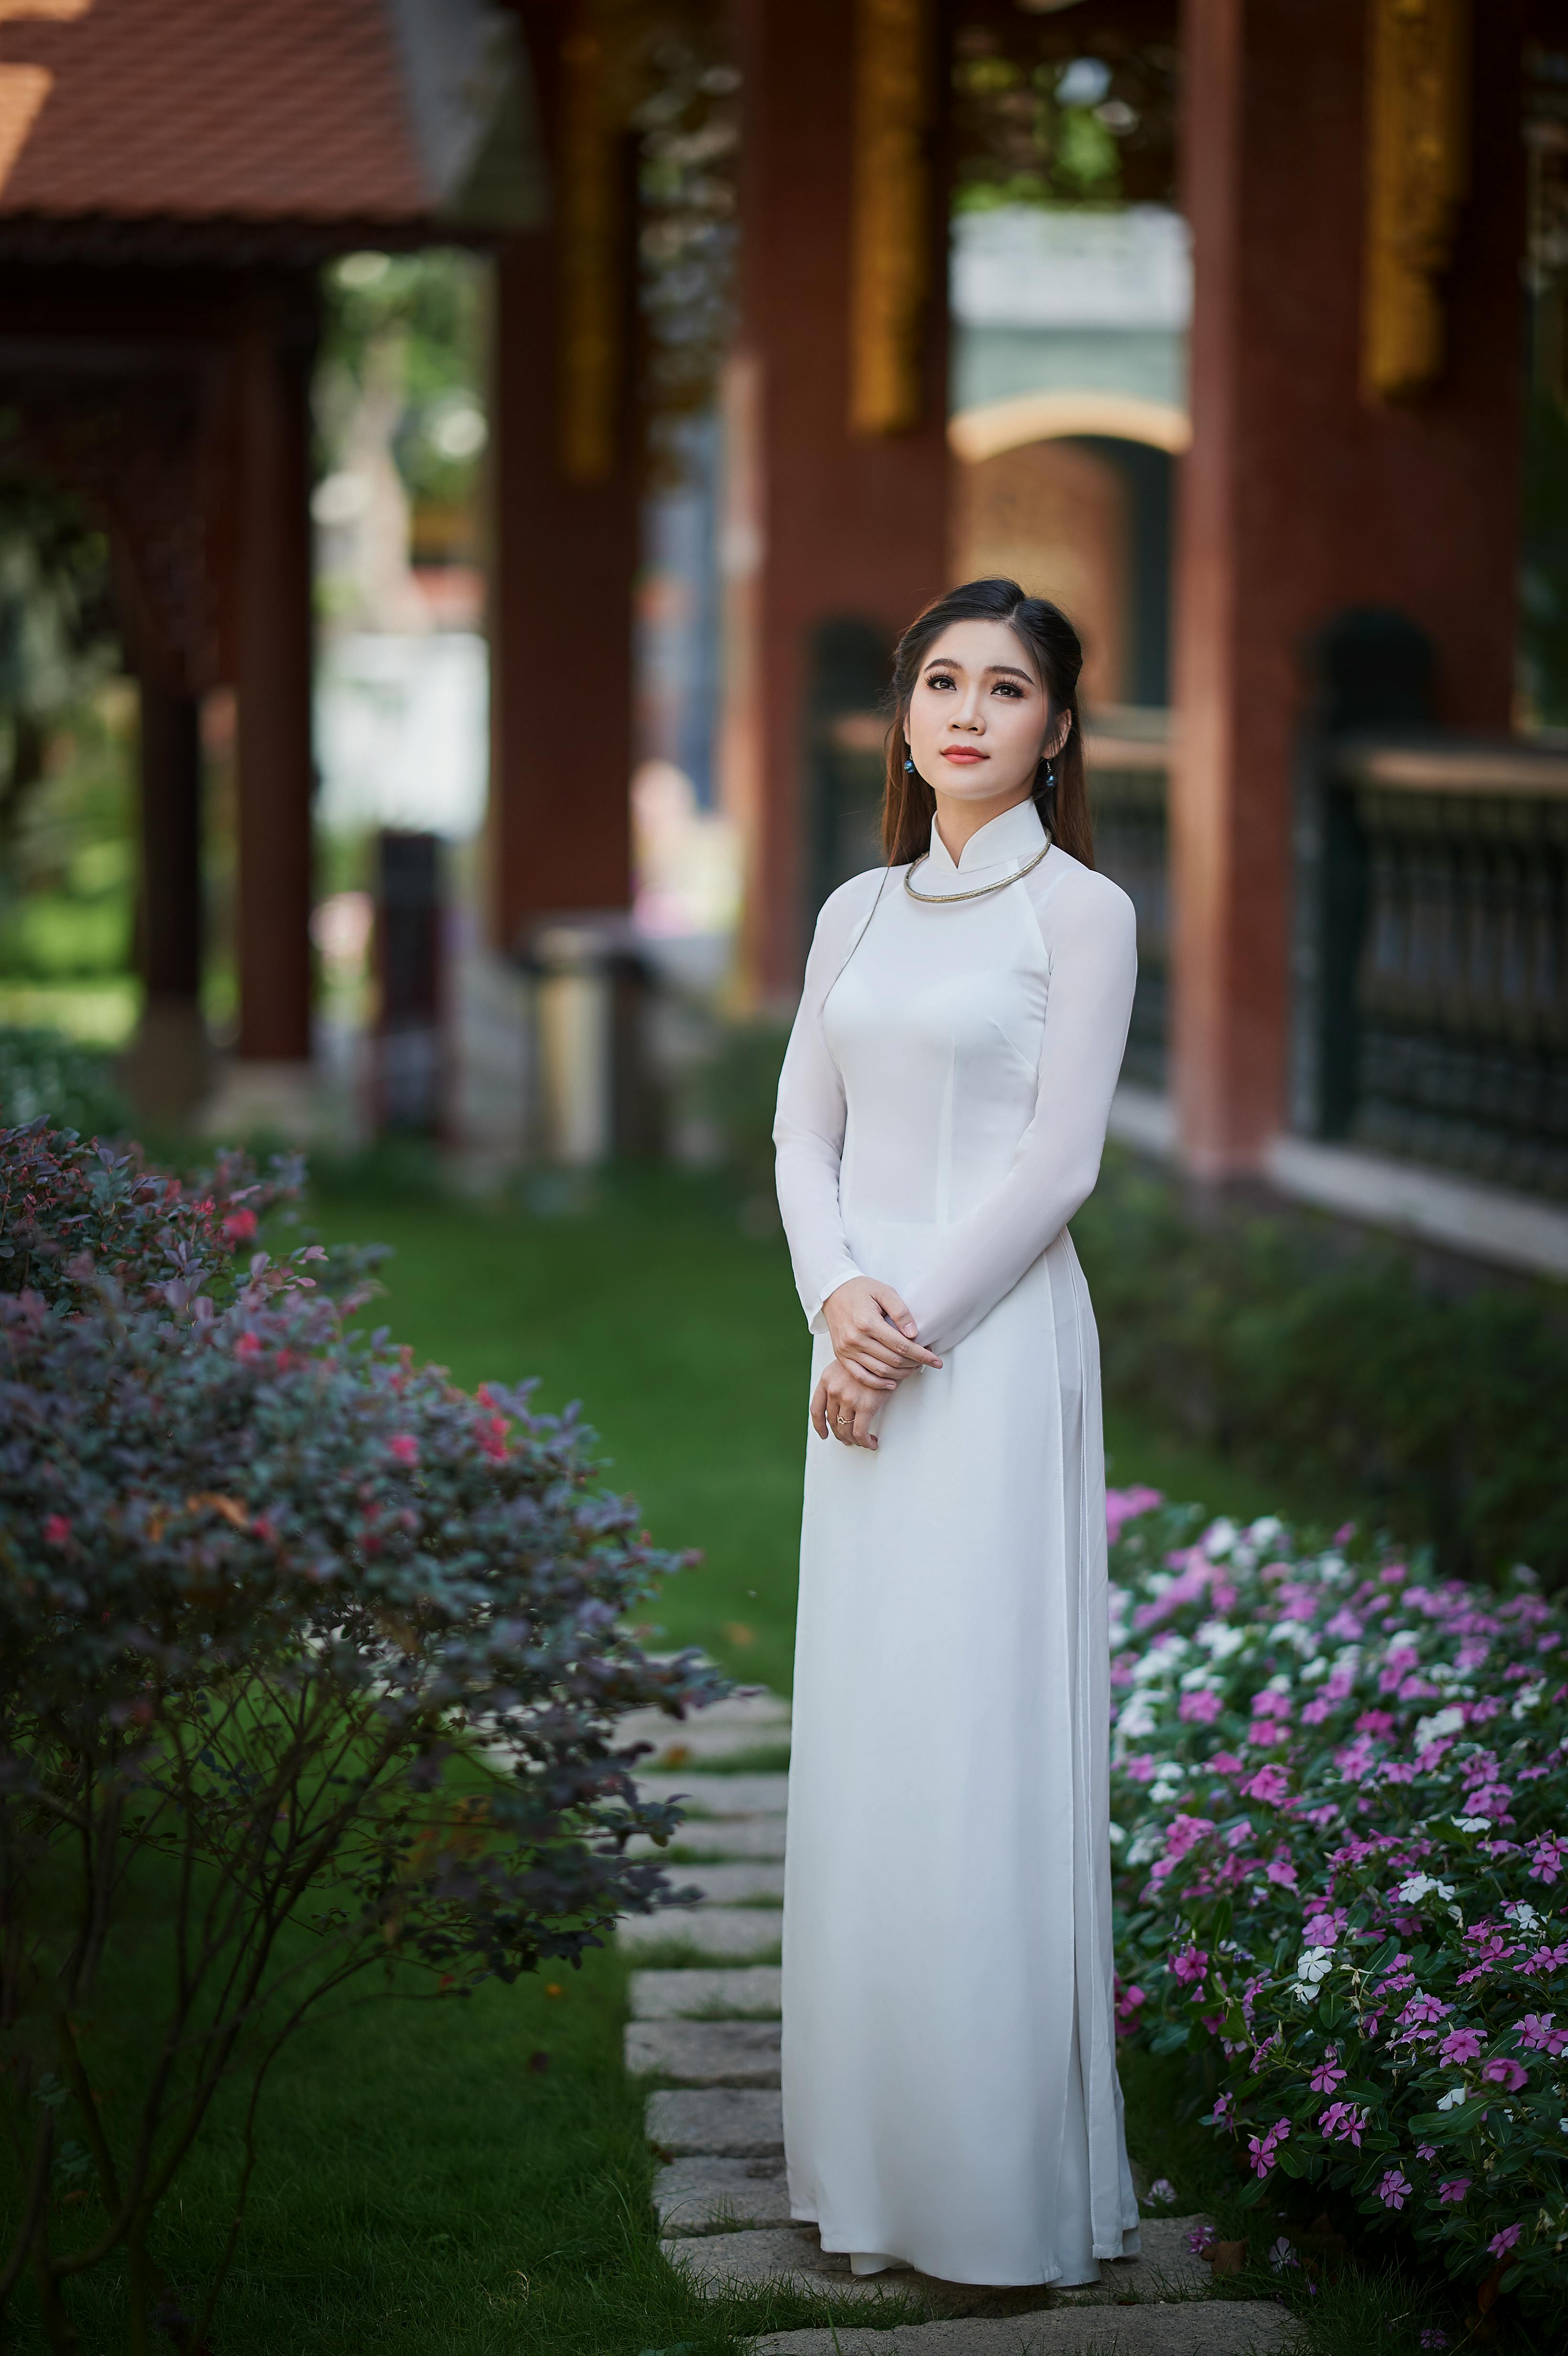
1296, 736, 1568, 1200
1086, 708, 1170, 1091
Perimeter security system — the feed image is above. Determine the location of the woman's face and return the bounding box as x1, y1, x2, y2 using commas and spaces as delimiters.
905, 618, 1057, 807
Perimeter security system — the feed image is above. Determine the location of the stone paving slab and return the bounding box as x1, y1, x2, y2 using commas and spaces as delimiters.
750, 2306, 1300, 2355
626, 2016, 782, 2084
619, 1906, 783, 1959
629, 1815, 788, 1859
673, 1861, 785, 1903
653, 2153, 794, 2235
630, 1965, 782, 2019
662, 2225, 922, 2302
635, 1772, 790, 1816
1055, 2221, 1210, 2306
621, 1691, 791, 1738
620, 1701, 791, 1767
646, 2086, 784, 2156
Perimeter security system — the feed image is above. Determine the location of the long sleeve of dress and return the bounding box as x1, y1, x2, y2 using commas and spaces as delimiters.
901, 871, 1136, 1359
773, 873, 884, 1329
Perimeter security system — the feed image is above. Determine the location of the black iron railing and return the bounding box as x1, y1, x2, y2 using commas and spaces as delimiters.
1086, 708, 1170, 1091
1296, 736, 1568, 1200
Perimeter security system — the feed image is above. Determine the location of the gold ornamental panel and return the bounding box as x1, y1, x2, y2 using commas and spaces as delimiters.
1361, 0, 1471, 403
849, 0, 931, 437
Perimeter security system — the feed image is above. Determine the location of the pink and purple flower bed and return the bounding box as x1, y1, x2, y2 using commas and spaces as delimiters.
1107, 1492, 1568, 2317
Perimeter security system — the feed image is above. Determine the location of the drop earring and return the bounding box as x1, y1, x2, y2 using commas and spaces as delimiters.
904, 754, 915, 773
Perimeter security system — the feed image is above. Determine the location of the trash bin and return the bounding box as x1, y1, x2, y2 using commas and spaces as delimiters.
525, 916, 663, 1166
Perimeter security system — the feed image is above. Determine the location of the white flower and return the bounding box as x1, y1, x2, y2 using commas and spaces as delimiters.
1317, 1552, 1348, 1582
1179, 1665, 1222, 1691
1269, 1621, 1317, 1656
1196, 1619, 1247, 1661
1150, 1782, 1183, 1806
1505, 1901, 1542, 1935
1203, 1518, 1238, 1559
1436, 2087, 1467, 2112
1108, 1821, 1126, 1847
1414, 1706, 1465, 1748
1127, 1828, 1164, 1866
1333, 1644, 1362, 1669
1511, 1681, 1545, 1720
1395, 1874, 1457, 1907
1247, 1516, 1285, 1546
1112, 1693, 1158, 1751
1300, 1657, 1328, 1682
1451, 1816, 1492, 1834
1294, 1946, 1334, 2002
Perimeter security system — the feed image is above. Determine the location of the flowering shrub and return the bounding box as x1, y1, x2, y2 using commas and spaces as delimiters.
1108, 1493, 1568, 2317
0, 1121, 720, 2352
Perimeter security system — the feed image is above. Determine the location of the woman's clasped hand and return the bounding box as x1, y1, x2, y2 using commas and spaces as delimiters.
810, 1276, 942, 1451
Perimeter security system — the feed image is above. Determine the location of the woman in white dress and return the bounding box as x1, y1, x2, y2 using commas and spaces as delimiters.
773, 577, 1142, 2289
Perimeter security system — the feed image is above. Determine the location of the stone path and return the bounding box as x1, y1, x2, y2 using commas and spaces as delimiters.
620, 1686, 1297, 2354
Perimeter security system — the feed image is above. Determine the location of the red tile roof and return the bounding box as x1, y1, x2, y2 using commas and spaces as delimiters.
0, 0, 456, 223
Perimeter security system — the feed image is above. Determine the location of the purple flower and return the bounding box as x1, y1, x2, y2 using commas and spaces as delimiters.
1310, 2057, 1347, 2094
1438, 2179, 1470, 2204
1377, 2168, 1412, 2210
1318, 2100, 1367, 2148
1172, 1945, 1209, 1987
1210, 2091, 1235, 2127
1399, 1993, 1451, 2031
1437, 2027, 1482, 2067
1527, 1832, 1567, 1885
1481, 2056, 1527, 2093
1106, 1485, 1164, 1544
1517, 2011, 1568, 2057
1241, 1762, 1289, 1806
1420, 2333, 1448, 2349
1246, 2118, 1292, 2179
1178, 1689, 1223, 1725
1487, 2223, 1522, 2259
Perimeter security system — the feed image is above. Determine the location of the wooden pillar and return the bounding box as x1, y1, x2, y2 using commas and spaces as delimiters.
487, 2, 638, 952
234, 278, 316, 1063
138, 679, 202, 1005
121, 673, 209, 1119
730, 0, 950, 999
1170, 0, 1526, 1175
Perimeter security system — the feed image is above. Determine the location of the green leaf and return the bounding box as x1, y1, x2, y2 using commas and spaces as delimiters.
1238, 2176, 1267, 2208
1318, 1993, 1341, 2029
1150, 2022, 1190, 2055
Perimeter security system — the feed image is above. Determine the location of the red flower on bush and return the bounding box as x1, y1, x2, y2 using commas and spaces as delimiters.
388, 1434, 420, 1468
222, 1207, 259, 1245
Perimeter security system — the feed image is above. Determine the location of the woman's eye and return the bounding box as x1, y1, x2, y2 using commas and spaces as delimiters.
994, 682, 1023, 698
926, 673, 954, 691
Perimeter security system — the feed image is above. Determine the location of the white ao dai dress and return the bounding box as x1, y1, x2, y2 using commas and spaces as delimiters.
773, 796, 1142, 2287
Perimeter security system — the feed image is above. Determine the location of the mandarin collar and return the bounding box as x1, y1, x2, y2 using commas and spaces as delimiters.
924, 796, 1047, 880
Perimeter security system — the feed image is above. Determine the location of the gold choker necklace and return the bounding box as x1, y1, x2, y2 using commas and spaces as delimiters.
903, 829, 1052, 905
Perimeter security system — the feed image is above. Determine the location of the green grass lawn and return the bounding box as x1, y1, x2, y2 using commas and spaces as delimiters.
8, 1163, 1425, 2356
303, 1162, 1306, 1700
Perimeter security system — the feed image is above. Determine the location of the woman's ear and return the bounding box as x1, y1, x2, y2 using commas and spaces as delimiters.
1043, 709, 1073, 761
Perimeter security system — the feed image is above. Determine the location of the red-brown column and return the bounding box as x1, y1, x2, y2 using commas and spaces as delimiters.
1170, 0, 1525, 1175
731, 0, 951, 1000
487, 232, 637, 947
487, 0, 638, 952
234, 278, 316, 1062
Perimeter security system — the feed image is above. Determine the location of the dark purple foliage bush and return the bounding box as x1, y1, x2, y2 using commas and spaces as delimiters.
0, 1122, 720, 2352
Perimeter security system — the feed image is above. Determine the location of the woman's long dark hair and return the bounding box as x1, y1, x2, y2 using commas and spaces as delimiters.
881, 577, 1093, 869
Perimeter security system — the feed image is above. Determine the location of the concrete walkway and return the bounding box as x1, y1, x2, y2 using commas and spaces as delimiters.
620, 1688, 1297, 2354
